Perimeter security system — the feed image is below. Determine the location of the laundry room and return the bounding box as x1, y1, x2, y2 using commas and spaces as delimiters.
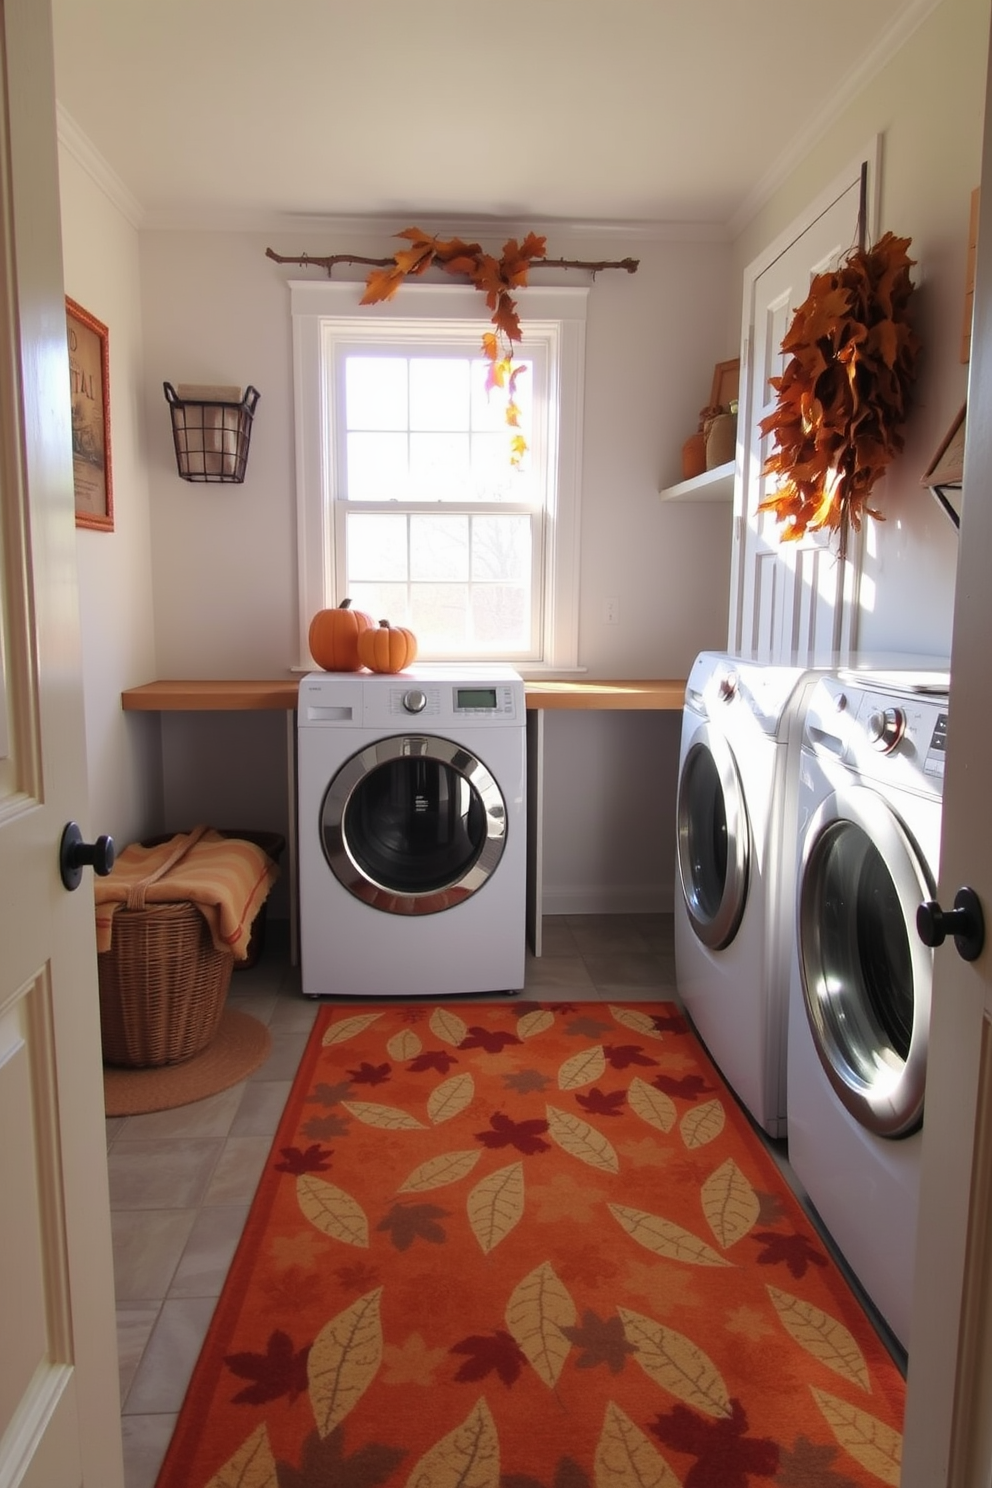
59, 2, 981, 934
19, 4, 992, 1486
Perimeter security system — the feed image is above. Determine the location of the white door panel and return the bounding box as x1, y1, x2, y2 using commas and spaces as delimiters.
0, 2, 124, 1484
902, 23, 992, 1481
731, 155, 877, 662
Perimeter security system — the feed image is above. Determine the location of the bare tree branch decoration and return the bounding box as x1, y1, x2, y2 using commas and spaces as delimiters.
266, 229, 639, 463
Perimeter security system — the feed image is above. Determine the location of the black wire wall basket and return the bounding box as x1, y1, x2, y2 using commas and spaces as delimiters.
164, 382, 260, 483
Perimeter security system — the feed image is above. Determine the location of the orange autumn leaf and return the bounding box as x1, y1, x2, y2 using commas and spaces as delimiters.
758, 230, 921, 541
361, 227, 549, 466
360, 265, 409, 305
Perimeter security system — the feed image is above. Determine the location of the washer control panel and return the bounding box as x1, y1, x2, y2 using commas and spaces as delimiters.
299, 666, 525, 729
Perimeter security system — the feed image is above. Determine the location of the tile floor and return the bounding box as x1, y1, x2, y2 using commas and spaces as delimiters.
106, 911, 899, 1488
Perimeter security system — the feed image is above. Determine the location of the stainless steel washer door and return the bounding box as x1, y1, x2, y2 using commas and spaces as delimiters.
798, 784, 935, 1137
320, 734, 507, 915
676, 722, 750, 950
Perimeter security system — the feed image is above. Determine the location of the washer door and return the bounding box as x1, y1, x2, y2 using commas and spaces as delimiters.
676, 722, 750, 950
320, 734, 507, 915
798, 784, 935, 1137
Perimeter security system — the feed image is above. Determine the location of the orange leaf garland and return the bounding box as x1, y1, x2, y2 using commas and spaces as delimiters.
361, 227, 549, 463
758, 230, 921, 542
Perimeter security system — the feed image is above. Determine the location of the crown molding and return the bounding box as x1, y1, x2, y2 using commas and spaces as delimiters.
138, 206, 731, 243
56, 104, 145, 229
728, 0, 943, 238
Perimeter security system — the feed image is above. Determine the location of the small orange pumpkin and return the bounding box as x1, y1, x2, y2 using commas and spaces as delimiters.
356, 619, 419, 674
308, 598, 374, 672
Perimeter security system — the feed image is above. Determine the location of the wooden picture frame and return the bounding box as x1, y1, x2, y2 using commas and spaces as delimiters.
710, 357, 740, 411
923, 403, 966, 488
66, 297, 113, 531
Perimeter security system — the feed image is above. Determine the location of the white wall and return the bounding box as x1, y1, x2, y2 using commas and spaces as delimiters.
730, 0, 988, 662
58, 145, 161, 852
137, 225, 736, 913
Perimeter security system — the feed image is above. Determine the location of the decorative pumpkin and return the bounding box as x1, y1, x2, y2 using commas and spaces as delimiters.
356, 619, 418, 674
308, 598, 374, 672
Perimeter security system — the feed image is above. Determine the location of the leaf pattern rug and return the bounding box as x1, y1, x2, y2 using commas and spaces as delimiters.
154, 1000, 906, 1488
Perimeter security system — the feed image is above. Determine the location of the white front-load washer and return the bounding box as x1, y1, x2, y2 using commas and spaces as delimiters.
786, 668, 950, 1350
297, 664, 527, 998
674, 651, 816, 1137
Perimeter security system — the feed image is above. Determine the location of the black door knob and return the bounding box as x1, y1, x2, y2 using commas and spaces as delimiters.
59, 821, 116, 891
917, 886, 985, 963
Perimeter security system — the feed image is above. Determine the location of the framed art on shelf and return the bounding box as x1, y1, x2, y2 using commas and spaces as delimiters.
922, 402, 966, 529
710, 357, 740, 411
66, 297, 113, 531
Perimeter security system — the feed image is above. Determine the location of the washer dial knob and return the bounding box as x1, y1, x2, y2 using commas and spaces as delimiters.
402, 688, 428, 714
867, 707, 906, 752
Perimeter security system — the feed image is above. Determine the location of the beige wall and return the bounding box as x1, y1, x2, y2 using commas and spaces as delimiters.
58, 145, 161, 852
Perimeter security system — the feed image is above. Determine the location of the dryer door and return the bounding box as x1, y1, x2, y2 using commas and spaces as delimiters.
798, 784, 935, 1137
320, 734, 507, 915
676, 721, 750, 950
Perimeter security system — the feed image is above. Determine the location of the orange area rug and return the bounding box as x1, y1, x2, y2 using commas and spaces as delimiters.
155, 1000, 906, 1488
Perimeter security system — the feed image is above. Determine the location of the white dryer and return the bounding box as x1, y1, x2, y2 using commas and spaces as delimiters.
297, 664, 527, 998
674, 652, 816, 1137
786, 669, 950, 1350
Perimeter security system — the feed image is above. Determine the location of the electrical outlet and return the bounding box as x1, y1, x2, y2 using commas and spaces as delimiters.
605, 598, 619, 625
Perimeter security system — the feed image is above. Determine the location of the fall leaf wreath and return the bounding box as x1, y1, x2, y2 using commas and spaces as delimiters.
759, 230, 921, 544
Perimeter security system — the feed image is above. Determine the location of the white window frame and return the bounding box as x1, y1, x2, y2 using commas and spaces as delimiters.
290, 278, 588, 672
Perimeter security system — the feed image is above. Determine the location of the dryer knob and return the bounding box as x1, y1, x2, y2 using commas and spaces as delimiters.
867, 707, 906, 752
402, 689, 428, 714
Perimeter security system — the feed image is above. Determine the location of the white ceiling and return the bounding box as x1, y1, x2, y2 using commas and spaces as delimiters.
50, 0, 935, 234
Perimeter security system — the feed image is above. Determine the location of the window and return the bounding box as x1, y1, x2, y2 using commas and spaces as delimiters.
291, 278, 588, 670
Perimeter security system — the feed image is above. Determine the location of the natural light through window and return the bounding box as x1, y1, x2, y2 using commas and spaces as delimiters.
291, 279, 588, 670
340, 350, 538, 655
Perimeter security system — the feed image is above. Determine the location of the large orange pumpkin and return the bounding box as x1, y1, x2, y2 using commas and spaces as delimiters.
308, 599, 374, 671
356, 619, 419, 674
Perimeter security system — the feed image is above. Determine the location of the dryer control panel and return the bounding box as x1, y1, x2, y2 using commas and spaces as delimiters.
803, 675, 948, 796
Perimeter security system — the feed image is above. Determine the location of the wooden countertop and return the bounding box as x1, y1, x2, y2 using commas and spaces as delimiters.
121, 677, 687, 712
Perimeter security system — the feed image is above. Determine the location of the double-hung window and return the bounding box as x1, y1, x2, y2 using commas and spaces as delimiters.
291, 278, 587, 669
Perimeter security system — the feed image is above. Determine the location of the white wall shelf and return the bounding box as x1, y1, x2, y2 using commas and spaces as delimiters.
659, 461, 735, 503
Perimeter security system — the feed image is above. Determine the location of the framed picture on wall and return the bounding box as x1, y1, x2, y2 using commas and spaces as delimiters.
65, 297, 113, 531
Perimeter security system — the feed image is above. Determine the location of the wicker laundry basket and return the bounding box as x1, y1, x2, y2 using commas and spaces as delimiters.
98, 899, 234, 1067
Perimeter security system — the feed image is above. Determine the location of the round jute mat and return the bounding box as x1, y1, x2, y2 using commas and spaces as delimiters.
103, 1008, 272, 1117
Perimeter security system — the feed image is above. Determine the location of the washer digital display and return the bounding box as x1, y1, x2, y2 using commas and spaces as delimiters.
456, 687, 498, 710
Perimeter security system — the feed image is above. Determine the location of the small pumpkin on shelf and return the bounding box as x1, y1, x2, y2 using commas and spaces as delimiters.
356, 619, 419, 674
308, 598, 374, 672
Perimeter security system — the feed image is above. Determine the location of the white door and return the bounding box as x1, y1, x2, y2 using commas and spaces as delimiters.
0, 2, 124, 1486
900, 25, 992, 1481
730, 145, 878, 663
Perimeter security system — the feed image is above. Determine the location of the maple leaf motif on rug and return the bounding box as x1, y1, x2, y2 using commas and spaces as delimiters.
155, 1000, 905, 1488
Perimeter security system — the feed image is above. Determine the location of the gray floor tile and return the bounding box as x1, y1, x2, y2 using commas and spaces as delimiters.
229, 1079, 294, 1137
169, 1203, 251, 1297
204, 1134, 273, 1205
111, 1209, 198, 1302
124, 1296, 218, 1414
116, 1305, 160, 1404
108, 1138, 224, 1209
121, 1413, 178, 1488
